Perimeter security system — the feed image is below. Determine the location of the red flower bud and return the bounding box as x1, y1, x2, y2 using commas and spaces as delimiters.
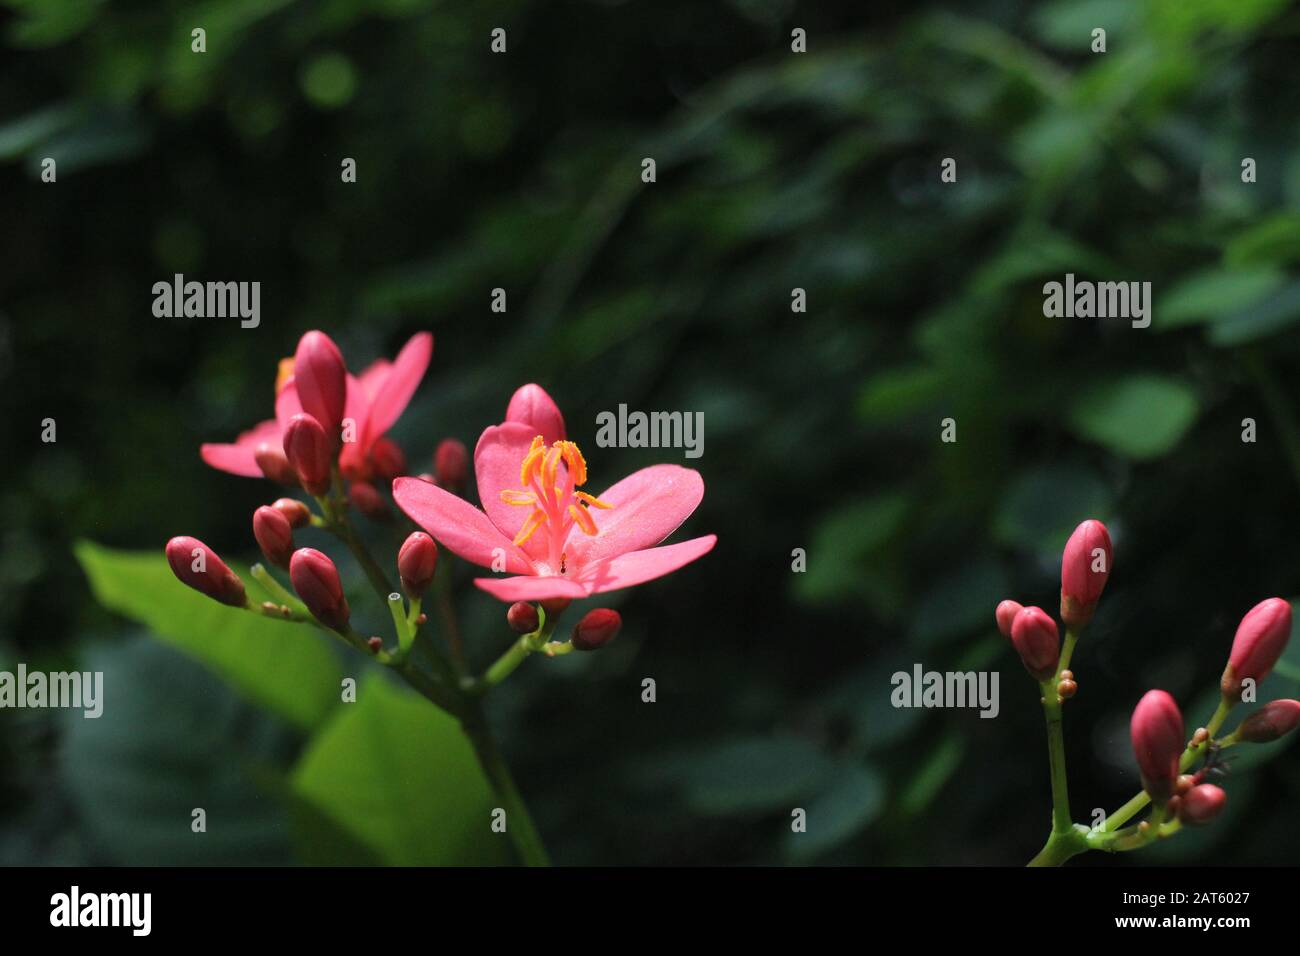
1060, 519, 1112, 629
507, 601, 539, 634
254, 442, 298, 486
1009, 606, 1060, 681
1131, 690, 1184, 802
1221, 598, 1292, 699
571, 608, 621, 651
349, 480, 390, 521
505, 383, 566, 445
289, 548, 350, 630
271, 497, 311, 529
165, 536, 247, 607
397, 532, 437, 597
1236, 699, 1300, 743
294, 331, 348, 443
369, 437, 407, 482
283, 413, 332, 495
1177, 783, 1226, 826
995, 599, 1023, 639
434, 438, 469, 490
540, 597, 571, 616
252, 506, 294, 568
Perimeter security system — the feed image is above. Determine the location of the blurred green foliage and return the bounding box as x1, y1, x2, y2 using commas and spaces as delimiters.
4, 0, 1300, 864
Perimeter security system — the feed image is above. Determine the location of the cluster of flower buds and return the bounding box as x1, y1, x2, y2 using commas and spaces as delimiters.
995, 518, 1112, 692
503, 601, 622, 652
169, 329, 440, 633
1126, 598, 1298, 829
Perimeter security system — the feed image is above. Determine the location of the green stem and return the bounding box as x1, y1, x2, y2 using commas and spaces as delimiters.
249, 563, 308, 614
1057, 629, 1079, 674
1102, 697, 1233, 831
1040, 680, 1072, 834
476, 610, 561, 692
460, 701, 551, 866
1027, 826, 1088, 867
388, 592, 414, 654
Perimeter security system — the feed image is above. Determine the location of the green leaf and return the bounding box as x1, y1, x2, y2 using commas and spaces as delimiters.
1207, 280, 1300, 347
291, 675, 512, 865
1068, 376, 1199, 461
1155, 267, 1284, 331
783, 764, 885, 861
75, 540, 342, 731
1225, 213, 1300, 267
60, 637, 295, 864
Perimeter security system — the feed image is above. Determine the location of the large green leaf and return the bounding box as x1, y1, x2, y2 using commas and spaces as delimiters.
291, 674, 512, 866
783, 764, 885, 862
1068, 376, 1199, 461
60, 637, 296, 865
75, 540, 342, 730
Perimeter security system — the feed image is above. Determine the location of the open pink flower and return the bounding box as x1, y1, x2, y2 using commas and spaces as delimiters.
392, 384, 715, 602
201, 331, 432, 482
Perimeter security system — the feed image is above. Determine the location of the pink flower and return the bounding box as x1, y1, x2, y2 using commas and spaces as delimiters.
1060, 519, 1112, 628
995, 599, 1023, 639
290, 548, 350, 630
1236, 699, 1300, 743
200, 331, 432, 482
165, 536, 247, 607
1221, 597, 1292, 699
1177, 783, 1226, 826
1130, 689, 1184, 801
252, 506, 294, 568
505, 383, 565, 445
572, 608, 622, 650
1009, 606, 1060, 681
398, 531, 438, 597
392, 384, 715, 602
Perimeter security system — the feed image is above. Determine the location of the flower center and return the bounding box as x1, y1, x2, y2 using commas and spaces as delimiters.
500, 436, 613, 573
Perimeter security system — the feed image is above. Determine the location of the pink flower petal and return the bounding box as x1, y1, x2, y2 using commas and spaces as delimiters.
274, 380, 304, 433
473, 574, 592, 603
357, 359, 391, 400
576, 535, 716, 595
340, 372, 373, 473
393, 476, 533, 574
505, 383, 565, 445
473, 422, 545, 552
366, 332, 433, 440
566, 465, 705, 569
200, 419, 281, 477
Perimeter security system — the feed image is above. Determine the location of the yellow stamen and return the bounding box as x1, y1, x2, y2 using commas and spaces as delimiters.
513, 509, 548, 547
575, 491, 613, 509
542, 445, 562, 491
275, 358, 296, 395
499, 490, 536, 507
569, 503, 598, 536
519, 436, 546, 485
556, 441, 588, 486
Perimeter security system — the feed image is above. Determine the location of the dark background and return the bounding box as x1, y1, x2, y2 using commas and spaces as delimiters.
3, 0, 1300, 865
